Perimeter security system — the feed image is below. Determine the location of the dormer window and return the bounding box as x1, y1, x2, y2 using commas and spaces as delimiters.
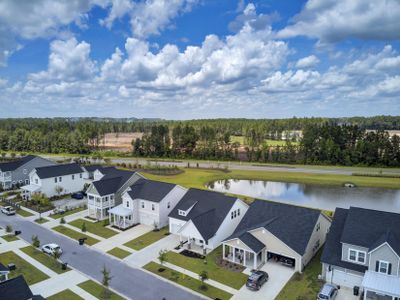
178, 210, 186, 216
348, 249, 366, 264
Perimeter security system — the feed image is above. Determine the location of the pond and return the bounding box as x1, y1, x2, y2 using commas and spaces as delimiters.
206, 179, 400, 212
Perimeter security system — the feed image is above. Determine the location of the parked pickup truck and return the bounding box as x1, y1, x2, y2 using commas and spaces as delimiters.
1, 206, 16, 216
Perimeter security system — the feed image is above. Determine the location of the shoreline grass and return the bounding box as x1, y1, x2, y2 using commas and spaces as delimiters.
52, 225, 99, 245
124, 227, 169, 251
68, 219, 117, 239
20, 246, 71, 274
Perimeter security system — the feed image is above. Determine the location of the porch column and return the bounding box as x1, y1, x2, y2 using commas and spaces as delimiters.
363, 289, 367, 300
222, 244, 225, 259
253, 252, 257, 269
232, 247, 236, 263
243, 251, 246, 267
123, 216, 126, 228
109, 213, 112, 225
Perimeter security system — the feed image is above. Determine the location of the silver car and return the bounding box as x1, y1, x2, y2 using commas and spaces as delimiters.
317, 283, 338, 300
41, 243, 63, 255
1, 206, 16, 216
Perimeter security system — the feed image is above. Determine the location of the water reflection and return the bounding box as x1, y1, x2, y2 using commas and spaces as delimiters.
207, 180, 400, 212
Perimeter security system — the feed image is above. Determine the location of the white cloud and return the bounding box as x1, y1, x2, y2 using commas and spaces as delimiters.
295, 55, 320, 68
99, 0, 133, 29
277, 0, 400, 43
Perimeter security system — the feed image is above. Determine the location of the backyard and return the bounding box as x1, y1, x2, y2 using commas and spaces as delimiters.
124, 226, 169, 250
68, 219, 117, 239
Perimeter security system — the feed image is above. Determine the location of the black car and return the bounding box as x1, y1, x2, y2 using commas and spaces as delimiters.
246, 270, 269, 291
71, 192, 84, 200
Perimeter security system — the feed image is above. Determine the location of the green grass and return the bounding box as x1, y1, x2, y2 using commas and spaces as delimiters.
165, 246, 247, 290
2, 234, 19, 242
0, 251, 49, 285
17, 209, 34, 217
47, 289, 84, 300
144, 261, 232, 300
49, 206, 86, 219
276, 250, 324, 300
107, 247, 132, 259
20, 246, 70, 274
34, 217, 49, 224
230, 136, 299, 147
68, 219, 117, 239
78, 280, 125, 300
52, 226, 100, 245
124, 227, 169, 251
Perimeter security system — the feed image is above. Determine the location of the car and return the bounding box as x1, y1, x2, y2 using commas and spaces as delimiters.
71, 192, 84, 200
246, 270, 269, 291
317, 283, 339, 300
41, 243, 63, 256
1, 206, 16, 216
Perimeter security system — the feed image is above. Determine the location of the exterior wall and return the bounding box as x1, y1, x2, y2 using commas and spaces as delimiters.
323, 264, 364, 288
137, 199, 160, 227
158, 186, 187, 227
179, 220, 205, 243
302, 214, 331, 268
169, 217, 186, 234
37, 172, 86, 197
207, 199, 249, 250
342, 243, 370, 266
93, 170, 105, 181
223, 239, 253, 252
368, 243, 400, 276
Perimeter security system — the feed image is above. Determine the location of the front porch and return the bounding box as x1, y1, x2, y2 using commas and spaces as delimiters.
222, 243, 264, 270
108, 204, 134, 229
362, 271, 400, 300
20, 184, 41, 200
178, 236, 210, 255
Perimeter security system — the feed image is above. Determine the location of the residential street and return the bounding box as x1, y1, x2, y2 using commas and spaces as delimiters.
0, 214, 202, 300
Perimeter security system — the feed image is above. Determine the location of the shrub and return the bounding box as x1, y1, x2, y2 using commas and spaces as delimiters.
60, 217, 66, 224
81, 222, 87, 232
5, 224, 12, 233
32, 235, 40, 248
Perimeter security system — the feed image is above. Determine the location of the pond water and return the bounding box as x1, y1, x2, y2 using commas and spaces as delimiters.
206, 179, 400, 212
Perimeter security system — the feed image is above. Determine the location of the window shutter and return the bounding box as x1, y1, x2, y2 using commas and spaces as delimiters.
388, 263, 392, 275
375, 261, 379, 272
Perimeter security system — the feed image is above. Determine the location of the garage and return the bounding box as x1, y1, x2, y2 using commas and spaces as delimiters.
267, 251, 296, 268
170, 223, 182, 234
326, 268, 363, 288
139, 213, 158, 227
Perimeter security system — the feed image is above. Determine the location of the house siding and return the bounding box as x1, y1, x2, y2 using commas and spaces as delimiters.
369, 244, 400, 275
36, 172, 86, 197
158, 186, 187, 227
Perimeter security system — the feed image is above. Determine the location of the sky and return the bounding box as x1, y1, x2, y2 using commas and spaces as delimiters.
0, 0, 399, 119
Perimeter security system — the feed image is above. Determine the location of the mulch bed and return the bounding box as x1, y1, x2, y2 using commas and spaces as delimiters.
215, 257, 246, 273
180, 250, 205, 260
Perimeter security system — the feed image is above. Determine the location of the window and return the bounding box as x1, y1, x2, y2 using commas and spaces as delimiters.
152, 204, 155, 211
72, 175, 75, 180
316, 223, 321, 231
23, 169, 27, 175
25, 179, 29, 184
54, 177, 57, 183
141, 201, 144, 209
178, 210, 186, 216
126, 201, 129, 207
348, 249, 366, 264
238, 209, 240, 216
80, 173, 82, 178
377, 260, 390, 274
35, 179, 38, 184
167, 202, 170, 209
59, 177, 62, 182
231, 211, 234, 219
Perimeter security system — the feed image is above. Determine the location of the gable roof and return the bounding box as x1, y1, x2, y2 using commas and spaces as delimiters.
0, 155, 37, 172
340, 206, 400, 257
239, 232, 265, 253
127, 178, 176, 203
92, 169, 137, 196
226, 200, 321, 255
169, 188, 238, 241
82, 164, 107, 172
0, 275, 35, 300
0, 263, 8, 272
35, 163, 83, 179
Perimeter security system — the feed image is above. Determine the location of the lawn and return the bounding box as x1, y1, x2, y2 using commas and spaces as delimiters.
69, 219, 117, 239
49, 206, 86, 219
20, 246, 70, 274
78, 280, 125, 300
124, 227, 169, 251
230, 135, 299, 147
165, 246, 247, 290
0, 251, 49, 285
34, 217, 49, 224
144, 261, 232, 300
276, 250, 324, 300
52, 225, 100, 245
1, 234, 19, 242
107, 247, 132, 259
17, 209, 34, 217
47, 289, 83, 300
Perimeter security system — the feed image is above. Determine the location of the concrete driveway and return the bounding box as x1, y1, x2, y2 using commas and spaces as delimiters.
0, 213, 201, 300
337, 287, 359, 300
232, 261, 295, 300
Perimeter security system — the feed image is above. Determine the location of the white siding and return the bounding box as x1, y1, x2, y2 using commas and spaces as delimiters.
158, 186, 187, 227
169, 217, 187, 235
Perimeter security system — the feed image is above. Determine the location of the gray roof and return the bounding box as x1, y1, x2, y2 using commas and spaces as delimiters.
0, 155, 37, 172
0, 263, 8, 272
169, 188, 238, 241
239, 232, 265, 253
226, 200, 321, 255
35, 163, 83, 179
0, 275, 35, 300
127, 178, 176, 203
321, 208, 368, 273
83, 164, 107, 172
92, 169, 136, 196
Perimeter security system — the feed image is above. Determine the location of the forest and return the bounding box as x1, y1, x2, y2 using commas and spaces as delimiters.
0, 116, 399, 166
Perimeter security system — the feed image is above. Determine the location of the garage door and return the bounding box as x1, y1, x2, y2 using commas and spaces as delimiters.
328, 269, 363, 288
140, 214, 157, 226
267, 252, 296, 268
170, 223, 182, 234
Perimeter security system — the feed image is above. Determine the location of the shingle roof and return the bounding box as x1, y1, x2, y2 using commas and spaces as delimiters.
92, 169, 137, 196
239, 232, 265, 253
127, 178, 176, 203
35, 163, 83, 179
0, 155, 37, 172
321, 208, 368, 273
226, 200, 321, 255
0, 263, 8, 272
0, 275, 35, 300
169, 188, 238, 241
340, 206, 400, 257
83, 164, 106, 172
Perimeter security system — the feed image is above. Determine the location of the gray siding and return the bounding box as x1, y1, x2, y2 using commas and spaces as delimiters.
342, 243, 369, 266
369, 243, 400, 276
10, 157, 54, 186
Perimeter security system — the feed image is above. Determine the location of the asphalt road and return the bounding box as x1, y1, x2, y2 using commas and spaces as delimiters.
0, 214, 202, 300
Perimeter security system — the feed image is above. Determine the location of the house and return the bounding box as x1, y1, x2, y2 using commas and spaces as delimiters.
0, 275, 44, 300
321, 206, 400, 300
86, 168, 142, 220
169, 189, 249, 254
108, 178, 187, 229
222, 200, 331, 272
81, 164, 115, 181
21, 163, 86, 199
0, 155, 54, 190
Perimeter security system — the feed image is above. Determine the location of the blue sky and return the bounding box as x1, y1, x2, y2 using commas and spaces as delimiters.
0, 0, 399, 119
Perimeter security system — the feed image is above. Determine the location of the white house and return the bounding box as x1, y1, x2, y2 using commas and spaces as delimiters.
86, 168, 142, 220
21, 163, 86, 199
169, 189, 249, 254
108, 178, 187, 229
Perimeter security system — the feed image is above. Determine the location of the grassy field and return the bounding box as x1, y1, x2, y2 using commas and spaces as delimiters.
69, 219, 117, 239
144, 261, 233, 300
230, 135, 299, 146
47, 289, 84, 300
78, 280, 125, 300
17, 209, 34, 217
0, 251, 49, 285
52, 225, 100, 245
165, 247, 248, 290
107, 247, 132, 259
2, 234, 19, 242
49, 206, 86, 219
20, 246, 71, 274
276, 250, 323, 300
124, 227, 169, 251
